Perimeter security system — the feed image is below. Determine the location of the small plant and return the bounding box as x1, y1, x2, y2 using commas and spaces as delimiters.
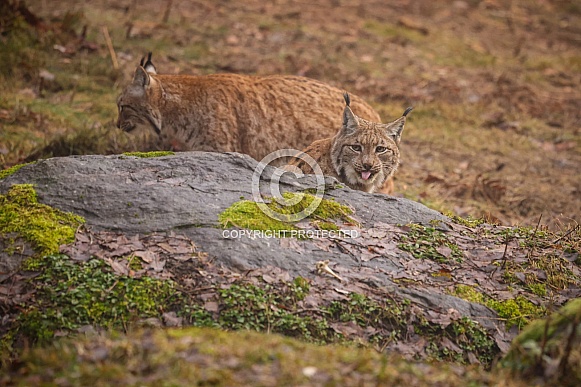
17, 255, 179, 344
398, 224, 463, 263
448, 214, 485, 228
216, 282, 336, 342
448, 317, 496, 365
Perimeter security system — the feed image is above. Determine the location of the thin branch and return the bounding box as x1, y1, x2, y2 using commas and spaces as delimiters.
102, 26, 119, 70
551, 224, 579, 244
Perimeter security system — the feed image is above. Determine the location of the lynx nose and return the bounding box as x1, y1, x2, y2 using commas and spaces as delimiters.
362, 163, 372, 171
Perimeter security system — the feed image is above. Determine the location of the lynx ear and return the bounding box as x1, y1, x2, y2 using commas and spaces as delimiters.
341, 93, 358, 136
385, 107, 413, 145
142, 52, 157, 74
132, 66, 151, 88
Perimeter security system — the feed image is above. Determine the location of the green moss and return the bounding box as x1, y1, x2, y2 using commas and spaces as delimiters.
0, 162, 34, 180
487, 297, 545, 330
529, 254, 577, 290
363, 20, 424, 42
398, 224, 463, 263
454, 284, 485, 303
314, 220, 340, 231
454, 285, 545, 330
528, 283, 547, 297
219, 199, 295, 233
0, 184, 84, 267
122, 151, 176, 158
218, 192, 355, 237
17, 255, 178, 344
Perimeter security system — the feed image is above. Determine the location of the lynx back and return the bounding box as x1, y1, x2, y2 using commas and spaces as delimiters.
116, 53, 381, 162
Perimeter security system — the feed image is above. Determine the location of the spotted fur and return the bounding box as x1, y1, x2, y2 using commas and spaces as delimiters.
116, 57, 380, 161
288, 93, 412, 194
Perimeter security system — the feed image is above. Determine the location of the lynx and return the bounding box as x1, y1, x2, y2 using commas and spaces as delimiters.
116, 53, 380, 161
287, 93, 412, 194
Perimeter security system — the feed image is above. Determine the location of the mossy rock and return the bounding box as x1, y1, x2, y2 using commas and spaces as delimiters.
122, 151, 175, 158
0, 184, 84, 269
219, 192, 355, 236
0, 162, 34, 180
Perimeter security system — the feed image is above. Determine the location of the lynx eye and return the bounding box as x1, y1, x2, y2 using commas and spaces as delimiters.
349, 145, 362, 152
375, 146, 388, 154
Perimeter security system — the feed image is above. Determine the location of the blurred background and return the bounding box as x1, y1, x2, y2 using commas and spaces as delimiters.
0, 0, 579, 229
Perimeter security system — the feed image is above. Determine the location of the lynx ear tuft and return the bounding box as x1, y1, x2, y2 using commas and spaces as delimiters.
138, 52, 157, 74
343, 92, 351, 107
385, 107, 413, 144
132, 66, 151, 88
341, 103, 358, 136
385, 115, 407, 145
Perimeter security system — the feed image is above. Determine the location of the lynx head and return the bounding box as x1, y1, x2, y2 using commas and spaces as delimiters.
331, 93, 412, 193
116, 65, 163, 136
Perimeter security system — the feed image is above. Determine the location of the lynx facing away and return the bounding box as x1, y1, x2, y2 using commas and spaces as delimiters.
116, 54, 380, 161
287, 94, 412, 194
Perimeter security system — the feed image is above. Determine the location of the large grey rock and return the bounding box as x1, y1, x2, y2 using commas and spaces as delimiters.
1, 152, 446, 231
0, 152, 505, 346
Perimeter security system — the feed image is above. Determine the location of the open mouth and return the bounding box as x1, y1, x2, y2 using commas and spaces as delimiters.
360, 170, 373, 181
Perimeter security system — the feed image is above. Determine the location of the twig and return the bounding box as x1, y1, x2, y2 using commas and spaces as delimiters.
526, 213, 542, 259
490, 231, 511, 279
102, 26, 119, 70
551, 224, 579, 244
162, 0, 173, 23
500, 231, 510, 270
